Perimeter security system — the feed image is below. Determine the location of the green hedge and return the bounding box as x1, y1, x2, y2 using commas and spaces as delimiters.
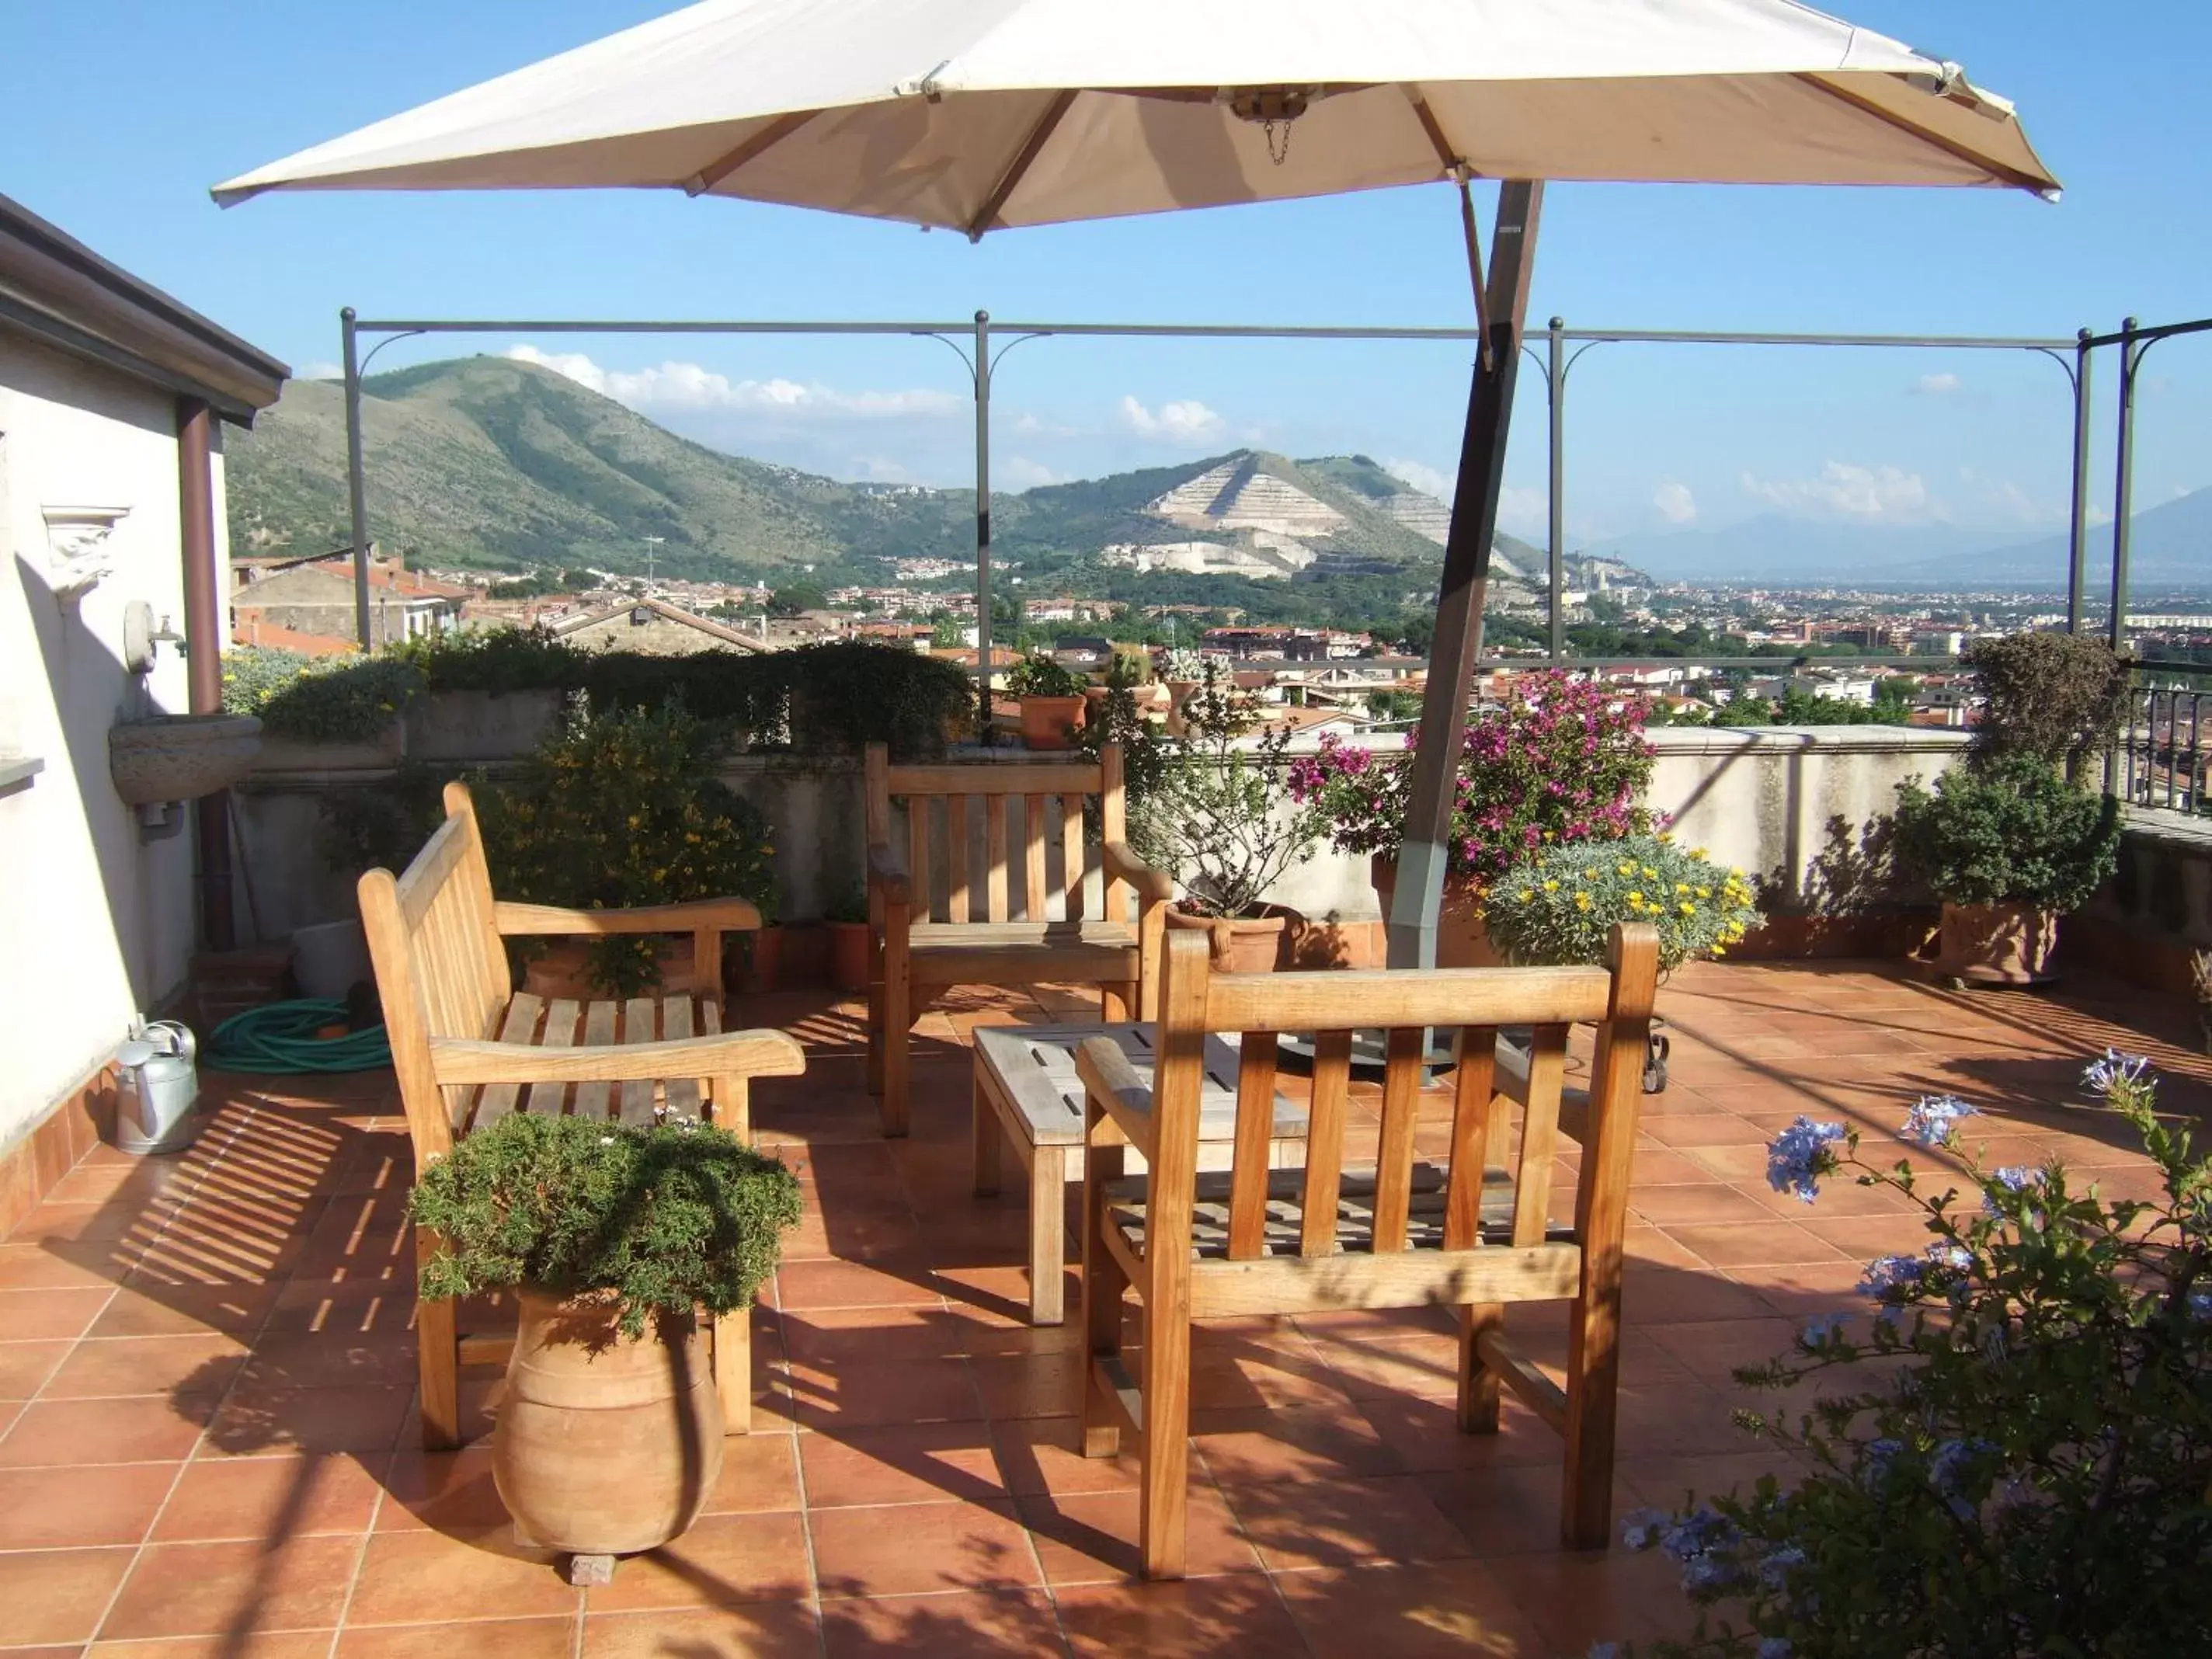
224, 633, 973, 758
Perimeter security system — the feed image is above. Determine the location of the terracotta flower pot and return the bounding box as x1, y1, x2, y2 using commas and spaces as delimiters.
1936, 900, 2061, 986
1164, 903, 1289, 974
1369, 855, 1501, 967
743, 925, 783, 995
1019, 695, 1087, 750
521, 937, 697, 1001
494, 1291, 722, 1560
826, 920, 872, 993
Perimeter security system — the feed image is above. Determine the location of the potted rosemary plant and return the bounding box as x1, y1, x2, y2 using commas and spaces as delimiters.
409, 1112, 802, 1567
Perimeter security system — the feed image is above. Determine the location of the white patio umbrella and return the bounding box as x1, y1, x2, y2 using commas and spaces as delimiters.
215, 0, 2055, 969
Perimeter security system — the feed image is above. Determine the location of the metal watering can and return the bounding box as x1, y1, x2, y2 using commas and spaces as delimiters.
116, 1021, 203, 1156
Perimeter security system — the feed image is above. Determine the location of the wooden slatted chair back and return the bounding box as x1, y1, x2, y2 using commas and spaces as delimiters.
864, 743, 1126, 926
1145, 923, 1660, 1271
358, 782, 511, 1156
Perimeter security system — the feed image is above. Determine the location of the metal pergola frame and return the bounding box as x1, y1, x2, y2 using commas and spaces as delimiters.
336, 306, 2099, 657
333, 298, 2193, 965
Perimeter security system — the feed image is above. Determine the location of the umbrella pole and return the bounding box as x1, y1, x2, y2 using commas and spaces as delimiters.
1385, 180, 1544, 971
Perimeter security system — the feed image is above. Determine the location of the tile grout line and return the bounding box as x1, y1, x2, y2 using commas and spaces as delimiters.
75, 1094, 308, 1647
767, 1282, 833, 1659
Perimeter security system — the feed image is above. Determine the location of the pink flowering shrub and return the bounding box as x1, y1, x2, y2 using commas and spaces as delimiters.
1285, 670, 1657, 898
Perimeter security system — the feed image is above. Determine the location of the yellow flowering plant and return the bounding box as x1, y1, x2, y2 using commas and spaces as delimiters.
1484, 834, 1760, 976
472, 703, 775, 996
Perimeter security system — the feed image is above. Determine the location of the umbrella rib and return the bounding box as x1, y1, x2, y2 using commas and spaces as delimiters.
1401, 85, 1492, 347
1793, 74, 2051, 194
966, 88, 1079, 242
684, 110, 820, 197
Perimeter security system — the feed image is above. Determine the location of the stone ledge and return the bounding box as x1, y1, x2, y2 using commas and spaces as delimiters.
1647, 726, 1972, 757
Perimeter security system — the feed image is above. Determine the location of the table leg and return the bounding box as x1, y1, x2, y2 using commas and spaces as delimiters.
1029, 1144, 1067, 1325
972, 1070, 1003, 1197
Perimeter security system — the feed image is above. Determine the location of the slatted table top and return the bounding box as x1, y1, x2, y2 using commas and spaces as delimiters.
972, 1021, 1308, 1149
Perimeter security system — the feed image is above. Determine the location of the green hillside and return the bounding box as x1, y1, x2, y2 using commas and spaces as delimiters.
224, 355, 1454, 580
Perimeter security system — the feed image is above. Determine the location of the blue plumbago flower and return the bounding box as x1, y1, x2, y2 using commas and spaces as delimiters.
1767, 1117, 1848, 1203
1984, 1165, 2047, 1219
1857, 1254, 1928, 1303
1758, 1641, 1794, 1659
1657, 1507, 1738, 1563
2083, 1047, 2152, 1096
1587, 1644, 1621, 1659
1928, 1437, 1998, 1495
1798, 1313, 1849, 1351
1758, 1545, 1807, 1589
1619, 1508, 1666, 1551
1862, 1438, 1904, 1487
1901, 1093, 1979, 1148
2189, 1289, 2212, 1321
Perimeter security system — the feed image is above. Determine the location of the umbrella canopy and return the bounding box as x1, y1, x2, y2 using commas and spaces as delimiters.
215, 0, 2056, 222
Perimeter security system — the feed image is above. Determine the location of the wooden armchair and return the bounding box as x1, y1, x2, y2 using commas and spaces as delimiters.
359, 781, 806, 1449
863, 741, 1171, 1137
1075, 923, 1660, 1578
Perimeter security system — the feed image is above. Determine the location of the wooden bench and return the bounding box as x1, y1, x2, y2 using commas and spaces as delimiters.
970, 1021, 1306, 1324
1075, 923, 1660, 1578
864, 742, 1173, 1137
359, 781, 806, 1450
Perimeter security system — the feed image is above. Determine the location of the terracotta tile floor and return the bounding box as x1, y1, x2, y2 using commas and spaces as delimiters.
3, 962, 2207, 1657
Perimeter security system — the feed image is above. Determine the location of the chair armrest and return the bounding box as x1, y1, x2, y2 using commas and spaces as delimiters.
493, 898, 761, 936
1075, 1035, 1156, 1157
867, 841, 909, 908
430, 1028, 805, 1087
1101, 840, 1172, 904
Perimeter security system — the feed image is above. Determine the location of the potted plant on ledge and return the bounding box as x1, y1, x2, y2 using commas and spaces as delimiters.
1006, 652, 1090, 750
1135, 667, 1329, 972
1289, 669, 1657, 964
1484, 833, 1762, 1090
1892, 632, 2127, 986
409, 1111, 802, 1575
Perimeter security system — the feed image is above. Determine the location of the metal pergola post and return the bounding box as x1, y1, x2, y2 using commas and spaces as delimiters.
2066, 328, 2093, 634
2109, 317, 2139, 652
341, 308, 370, 649
973, 309, 994, 737
1546, 316, 1567, 664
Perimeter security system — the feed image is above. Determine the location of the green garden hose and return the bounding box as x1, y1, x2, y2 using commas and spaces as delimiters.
205, 1000, 391, 1074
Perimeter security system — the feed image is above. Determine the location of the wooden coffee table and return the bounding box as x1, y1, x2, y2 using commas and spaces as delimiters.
970, 1022, 1306, 1323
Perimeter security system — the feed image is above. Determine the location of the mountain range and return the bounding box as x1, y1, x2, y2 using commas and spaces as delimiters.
1593, 489, 2212, 590
223, 355, 1480, 583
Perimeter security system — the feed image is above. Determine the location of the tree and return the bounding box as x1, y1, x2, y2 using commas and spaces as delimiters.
767, 583, 829, 617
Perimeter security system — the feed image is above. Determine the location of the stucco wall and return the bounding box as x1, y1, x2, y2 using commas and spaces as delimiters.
0, 333, 214, 1149
229, 725, 1973, 962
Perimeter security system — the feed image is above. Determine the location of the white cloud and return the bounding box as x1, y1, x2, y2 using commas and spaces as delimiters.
503, 344, 962, 420
1652, 481, 1699, 525
1496, 485, 1546, 536
1914, 372, 1962, 395
1741, 461, 1932, 522
294, 360, 343, 382
1118, 395, 1226, 444
1000, 456, 1063, 489
1383, 457, 1454, 503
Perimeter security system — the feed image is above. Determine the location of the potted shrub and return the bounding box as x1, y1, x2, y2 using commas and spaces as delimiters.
1006, 653, 1090, 750
472, 702, 776, 998
1483, 833, 1762, 1090
396, 627, 583, 761
744, 885, 784, 994
227, 647, 421, 770
823, 882, 871, 993
1134, 668, 1330, 972
1289, 670, 1657, 964
409, 1113, 802, 1570
1892, 755, 2120, 986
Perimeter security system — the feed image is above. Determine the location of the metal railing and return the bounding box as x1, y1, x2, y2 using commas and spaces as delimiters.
2113, 660, 2212, 816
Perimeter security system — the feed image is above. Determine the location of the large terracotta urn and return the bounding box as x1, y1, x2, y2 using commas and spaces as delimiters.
1934, 900, 2061, 986
495, 1292, 723, 1560
1019, 694, 1087, 750
1369, 855, 1501, 967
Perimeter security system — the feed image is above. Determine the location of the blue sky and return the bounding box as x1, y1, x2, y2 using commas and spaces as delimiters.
6, 1, 2209, 563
